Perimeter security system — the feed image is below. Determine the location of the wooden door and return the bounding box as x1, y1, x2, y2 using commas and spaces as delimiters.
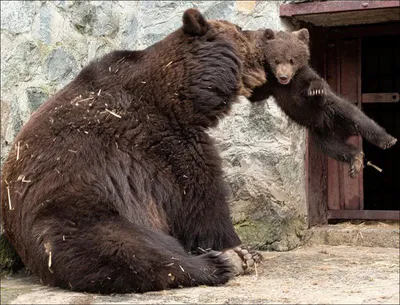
325, 38, 364, 218
307, 23, 400, 225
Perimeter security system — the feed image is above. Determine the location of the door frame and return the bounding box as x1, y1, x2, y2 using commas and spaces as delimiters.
305, 22, 400, 226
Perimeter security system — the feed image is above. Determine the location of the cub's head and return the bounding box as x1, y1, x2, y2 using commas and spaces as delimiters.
265, 29, 310, 85
182, 8, 275, 97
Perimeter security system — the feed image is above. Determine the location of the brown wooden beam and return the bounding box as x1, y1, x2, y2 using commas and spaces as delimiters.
362, 93, 400, 103
327, 210, 400, 220
280, 1, 400, 17
326, 23, 400, 40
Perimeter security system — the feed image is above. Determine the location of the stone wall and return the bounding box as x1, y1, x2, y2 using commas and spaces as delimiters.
1, 1, 307, 250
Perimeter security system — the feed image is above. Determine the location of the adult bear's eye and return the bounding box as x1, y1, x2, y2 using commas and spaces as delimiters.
235, 25, 243, 32
275, 60, 280, 64
290, 59, 294, 64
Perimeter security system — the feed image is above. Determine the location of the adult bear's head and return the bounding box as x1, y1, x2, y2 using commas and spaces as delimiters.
181, 8, 275, 97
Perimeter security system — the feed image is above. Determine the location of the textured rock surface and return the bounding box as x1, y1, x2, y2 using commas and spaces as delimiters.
0, 1, 306, 250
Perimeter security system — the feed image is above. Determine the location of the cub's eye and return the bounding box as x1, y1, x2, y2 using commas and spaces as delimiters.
275, 60, 280, 64
290, 59, 294, 64
235, 25, 243, 32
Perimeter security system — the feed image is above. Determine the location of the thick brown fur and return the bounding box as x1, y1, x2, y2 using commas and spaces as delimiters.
1, 9, 273, 294
250, 29, 397, 178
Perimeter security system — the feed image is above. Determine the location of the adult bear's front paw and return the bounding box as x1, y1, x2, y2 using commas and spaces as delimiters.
222, 245, 263, 276
308, 79, 326, 97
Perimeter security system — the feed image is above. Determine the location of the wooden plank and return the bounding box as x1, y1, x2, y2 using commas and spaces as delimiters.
307, 131, 328, 227
327, 210, 400, 220
357, 38, 364, 210
307, 27, 328, 227
362, 93, 400, 103
340, 39, 362, 210
340, 39, 359, 103
325, 41, 341, 211
280, 1, 400, 17
326, 23, 400, 40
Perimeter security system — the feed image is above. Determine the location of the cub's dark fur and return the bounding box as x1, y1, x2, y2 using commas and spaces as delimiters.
250, 29, 397, 178
1, 9, 273, 294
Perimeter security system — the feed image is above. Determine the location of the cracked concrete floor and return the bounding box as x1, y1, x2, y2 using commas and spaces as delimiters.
1, 245, 399, 304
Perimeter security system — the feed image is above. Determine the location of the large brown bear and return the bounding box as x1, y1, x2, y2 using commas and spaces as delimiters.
1, 9, 273, 294
249, 29, 397, 178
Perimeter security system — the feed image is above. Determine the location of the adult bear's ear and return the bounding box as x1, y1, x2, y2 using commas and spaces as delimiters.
264, 29, 275, 40
292, 28, 309, 44
182, 8, 209, 36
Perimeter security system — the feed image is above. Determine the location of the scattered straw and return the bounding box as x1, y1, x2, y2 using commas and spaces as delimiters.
105, 109, 122, 118
254, 262, 259, 277
179, 265, 185, 272
16, 141, 21, 161
165, 61, 173, 67
6, 186, 13, 210
367, 161, 383, 172
17, 175, 31, 183
76, 96, 94, 104
48, 251, 52, 268
117, 56, 126, 63
97, 89, 102, 96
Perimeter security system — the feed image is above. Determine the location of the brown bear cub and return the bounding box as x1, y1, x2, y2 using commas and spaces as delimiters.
250, 29, 397, 178
1, 9, 273, 294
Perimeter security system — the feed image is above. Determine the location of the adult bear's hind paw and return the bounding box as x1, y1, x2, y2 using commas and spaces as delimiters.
222, 245, 263, 276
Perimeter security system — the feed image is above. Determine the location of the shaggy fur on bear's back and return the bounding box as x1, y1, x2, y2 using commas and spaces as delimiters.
250, 29, 397, 178
1, 9, 272, 294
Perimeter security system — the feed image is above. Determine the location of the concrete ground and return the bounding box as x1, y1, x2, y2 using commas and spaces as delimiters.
1, 245, 399, 304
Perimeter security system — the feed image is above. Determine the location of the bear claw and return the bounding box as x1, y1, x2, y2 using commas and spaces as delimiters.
382, 137, 397, 150
349, 152, 364, 179
308, 79, 326, 97
223, 245, 262, 276
233, 245, 262, 271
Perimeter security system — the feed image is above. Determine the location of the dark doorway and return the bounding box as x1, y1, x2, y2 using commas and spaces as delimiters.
362, 34, 400, 211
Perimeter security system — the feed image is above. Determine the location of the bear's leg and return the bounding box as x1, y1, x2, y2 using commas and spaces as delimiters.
328, 94, 397, 149
311, 132, 364, 178
30, 216, 235, 294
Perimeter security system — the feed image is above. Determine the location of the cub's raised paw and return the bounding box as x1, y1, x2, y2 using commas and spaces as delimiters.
222, 245, 262, 276
308, 79, 326, 97
349, 151, 364, 179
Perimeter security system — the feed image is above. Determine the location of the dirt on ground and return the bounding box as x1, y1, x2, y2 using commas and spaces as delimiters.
1, 245, 399, 304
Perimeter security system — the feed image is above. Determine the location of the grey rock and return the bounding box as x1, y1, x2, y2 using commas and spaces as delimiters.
39, 4, 52, 44
1, 40, 41, 87
69, 1, 96, 35
26, 87, 49, 113
92, 2, 119, 38
0, 1, 35, 35
45, 48, 78, 84
120, 13, 140, 50
203, 1, 235, 20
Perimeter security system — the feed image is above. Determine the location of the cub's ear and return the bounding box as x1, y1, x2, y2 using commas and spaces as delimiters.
292, 28, 309, 44
264, 29, 275, 40
182, 8, 209, 36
